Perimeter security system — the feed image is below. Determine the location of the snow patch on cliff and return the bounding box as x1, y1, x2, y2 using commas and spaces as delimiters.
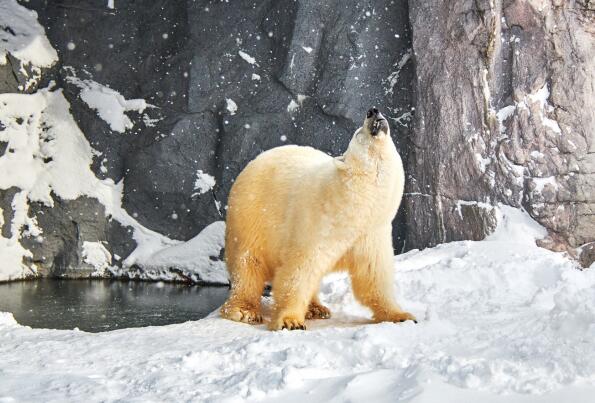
238, 50, 257, 65
0, 0, 58, 68
66, 76, 148, 133
497, 84, 561, 136
128, 221, 227, 284
385, 50, 411, 96
193, 170, 216, 196
528, 84, 562, 134
225, 98, 238, 115
82, 241, 112, 273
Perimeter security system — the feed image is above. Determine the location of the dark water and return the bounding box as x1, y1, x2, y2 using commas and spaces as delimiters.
0, 279, 229, 332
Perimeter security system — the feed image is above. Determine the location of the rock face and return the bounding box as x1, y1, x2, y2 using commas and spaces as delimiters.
406, 0, 594, 265
0, 0, 593, 282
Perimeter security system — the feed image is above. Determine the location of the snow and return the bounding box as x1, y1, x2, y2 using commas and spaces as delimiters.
134, 221, 227, 284
497, 85, 561, 136
385, 50, 411, 95
226, 98, 238, 115
0, 194, 34, 281
0, 0, 58, 69
66, 75, 148, 133
475, 152, 491, 173
1, 207, 594, 402
287, 99, 300, 112
252, 73, 261, 81
239, 50, 257, 65
82, 241, 112, 273
527, 84, 562, 134
455, 199, 495, 219
297, 94, 307, 104
496, 105, 516, 134
193, 169, 216, 196
302, 46, 313, 53
530, 176, 558, 193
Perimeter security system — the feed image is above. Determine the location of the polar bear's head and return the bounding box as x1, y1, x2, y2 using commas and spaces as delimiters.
342, 108, 397, 170
363, 107, 390, 137
350, 107, 392, 150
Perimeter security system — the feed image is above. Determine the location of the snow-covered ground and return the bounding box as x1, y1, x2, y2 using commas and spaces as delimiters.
1, 207, 594, 402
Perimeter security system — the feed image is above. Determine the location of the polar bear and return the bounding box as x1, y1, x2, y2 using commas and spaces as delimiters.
220, 108, 416, 330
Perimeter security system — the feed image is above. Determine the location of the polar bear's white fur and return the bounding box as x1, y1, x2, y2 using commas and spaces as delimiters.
220, 108, 415, 330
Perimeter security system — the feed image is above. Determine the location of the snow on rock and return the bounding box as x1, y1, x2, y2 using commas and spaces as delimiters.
497, 84, 562, 136
238, 50, 257, 65
496, 104, 516, 133
454, 199, 495, 220
530, 176, 559, 194
1, 207, 594, 402
528, 84, 562, 134
385, 50, 411, 96
225, 98, 238, 115
485, 205, 547, 243
193, 169, 216, 196
134, 221, 227, 284
82, 241, 112, 273
0, 0, 58, 68
66, 76, 148, 133
0, 6, 222, 283
287, 99, 300, 113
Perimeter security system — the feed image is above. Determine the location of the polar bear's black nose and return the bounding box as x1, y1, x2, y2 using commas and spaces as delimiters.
367, 107, 379, 119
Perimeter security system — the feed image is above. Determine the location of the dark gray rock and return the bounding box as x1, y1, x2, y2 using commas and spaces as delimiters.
0, 187, 20, 239
122, 112, 223, 239
19, 0, 414, 248
20, 195, 137, 277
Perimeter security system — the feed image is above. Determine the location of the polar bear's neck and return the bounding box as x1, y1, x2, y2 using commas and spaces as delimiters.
342, 131, 398, 177
330, 130, 403, 226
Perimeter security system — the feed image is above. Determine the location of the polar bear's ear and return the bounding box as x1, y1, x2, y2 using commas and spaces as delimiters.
333, 156, 348, 171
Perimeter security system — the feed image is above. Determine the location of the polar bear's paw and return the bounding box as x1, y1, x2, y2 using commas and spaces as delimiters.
305, 302, 331, 320
269, 314, 306, 331
220, 303, 263, 324
380, 311, 417, 324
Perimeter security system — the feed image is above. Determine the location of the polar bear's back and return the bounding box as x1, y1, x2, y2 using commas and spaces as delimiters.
234, 145, 333, 192
225, 145, 335, 266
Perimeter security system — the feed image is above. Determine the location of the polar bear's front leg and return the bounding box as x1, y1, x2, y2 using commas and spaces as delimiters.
347, 226, 416, 324
268, 258, 328, 330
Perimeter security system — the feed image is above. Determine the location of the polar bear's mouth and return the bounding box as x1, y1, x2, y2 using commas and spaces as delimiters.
366, 108, 389, 136
371, 118, 388, 136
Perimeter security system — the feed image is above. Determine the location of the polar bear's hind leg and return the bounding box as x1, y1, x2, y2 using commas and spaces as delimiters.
306, 293, 331, 319
220, 251, 265, 324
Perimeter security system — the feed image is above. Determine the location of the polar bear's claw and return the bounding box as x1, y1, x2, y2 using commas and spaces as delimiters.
270, 316, 306, 331
385, 311, 417, 324
220, 304, 263, 324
